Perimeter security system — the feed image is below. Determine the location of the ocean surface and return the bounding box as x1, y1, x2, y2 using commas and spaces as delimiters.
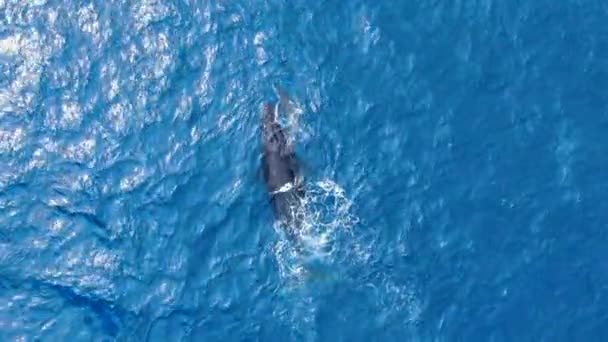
1, 0, 607, 341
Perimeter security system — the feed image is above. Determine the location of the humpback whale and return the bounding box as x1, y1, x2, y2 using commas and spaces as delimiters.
261, 96, 335, 280
261, 94, 305, 230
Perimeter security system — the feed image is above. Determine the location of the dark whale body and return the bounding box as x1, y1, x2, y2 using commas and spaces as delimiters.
261, 102, 304, 228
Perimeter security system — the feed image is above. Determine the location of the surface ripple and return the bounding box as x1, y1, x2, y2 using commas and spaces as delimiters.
0, 0, 607, 341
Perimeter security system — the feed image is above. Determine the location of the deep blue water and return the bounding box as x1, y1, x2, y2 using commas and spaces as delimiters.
1, 0, 608, 341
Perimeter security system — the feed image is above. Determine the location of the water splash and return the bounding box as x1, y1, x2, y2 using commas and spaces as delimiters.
271, 178, 422, 334
267, 179, 358, 341
272, 179, 359, 282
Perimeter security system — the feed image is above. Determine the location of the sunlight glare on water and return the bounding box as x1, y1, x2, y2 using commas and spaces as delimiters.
1, 0, 607, 341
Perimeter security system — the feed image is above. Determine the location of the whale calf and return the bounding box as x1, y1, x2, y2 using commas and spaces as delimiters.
261, 95, 305, 231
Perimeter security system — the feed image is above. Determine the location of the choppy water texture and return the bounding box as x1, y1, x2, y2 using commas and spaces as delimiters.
1, 0, 607, 341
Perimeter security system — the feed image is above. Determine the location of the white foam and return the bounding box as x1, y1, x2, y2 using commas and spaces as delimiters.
273, 179, 359, 281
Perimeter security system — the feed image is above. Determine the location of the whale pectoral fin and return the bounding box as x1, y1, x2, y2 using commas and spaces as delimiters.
299, 158, 311, 177
285, 154, 300, 175
288, 154, 311, 181
276, 85, 293, 110
287, 156, 307, 198
257, 164, 264, 182
257, 155, 267, 183
274, 84, 299, 121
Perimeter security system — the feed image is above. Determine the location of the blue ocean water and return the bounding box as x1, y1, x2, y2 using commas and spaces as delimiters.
1, 0, 607, 340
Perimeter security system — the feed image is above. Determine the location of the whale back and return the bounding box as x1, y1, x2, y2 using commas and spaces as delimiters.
261, 102, 304, 223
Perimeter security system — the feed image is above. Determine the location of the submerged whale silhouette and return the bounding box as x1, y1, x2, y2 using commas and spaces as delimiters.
261, 95, 305, 231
